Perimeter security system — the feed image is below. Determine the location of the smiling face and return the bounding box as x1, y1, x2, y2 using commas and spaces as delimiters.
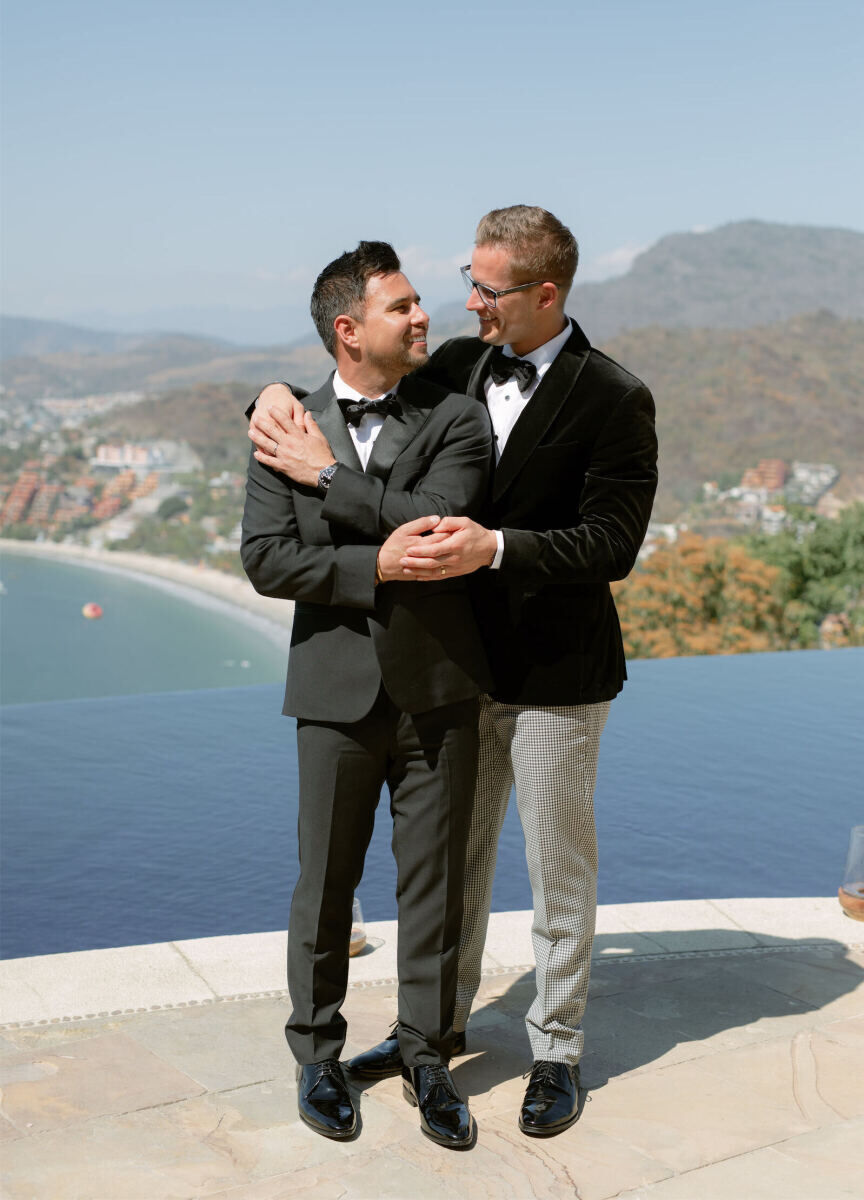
466, 243, 561, 357
353, 271, 429, 381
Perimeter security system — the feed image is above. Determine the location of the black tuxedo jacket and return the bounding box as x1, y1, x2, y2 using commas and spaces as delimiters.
421, 319, 658, 705
241, 372, 493, 722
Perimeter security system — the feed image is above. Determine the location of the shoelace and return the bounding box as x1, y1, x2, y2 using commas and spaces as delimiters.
315, 1059, 345, 1079
422, 1070, 456, 1099
523, 1061, 560, 1087
423, 1063, 451, 1091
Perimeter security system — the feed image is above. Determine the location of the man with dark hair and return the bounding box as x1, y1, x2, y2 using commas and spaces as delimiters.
249, 207, 658, 1139
242, 241, 492, 1148
309, 240, 402, 355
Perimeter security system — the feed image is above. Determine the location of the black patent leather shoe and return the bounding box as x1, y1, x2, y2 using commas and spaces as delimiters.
296, 1059, 357, 1139
518, 1060, 581, 1137
345, 1027, 467, 1079
402, 1063, 475, 1149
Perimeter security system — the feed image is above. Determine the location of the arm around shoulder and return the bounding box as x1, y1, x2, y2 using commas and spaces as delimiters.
244, 381, 310, 422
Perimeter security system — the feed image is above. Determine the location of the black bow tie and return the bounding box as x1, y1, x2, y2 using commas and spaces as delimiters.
338, 394, 400, 427
488, 348, 537, 393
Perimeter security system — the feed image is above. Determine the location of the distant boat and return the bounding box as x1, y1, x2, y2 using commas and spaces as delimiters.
0, 581, 6, 595
82, 602, 103, 619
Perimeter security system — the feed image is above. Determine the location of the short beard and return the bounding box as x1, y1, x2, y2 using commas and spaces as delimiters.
368, 344, 429, 378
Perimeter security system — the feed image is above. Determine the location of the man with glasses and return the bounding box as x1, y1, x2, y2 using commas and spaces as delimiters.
249, 206, 657, 1138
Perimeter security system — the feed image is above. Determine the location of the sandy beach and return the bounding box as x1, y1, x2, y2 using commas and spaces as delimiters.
0, 539, 294, 651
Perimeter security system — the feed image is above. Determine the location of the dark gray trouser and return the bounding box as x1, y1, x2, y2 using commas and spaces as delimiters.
285, 689, 479, 1068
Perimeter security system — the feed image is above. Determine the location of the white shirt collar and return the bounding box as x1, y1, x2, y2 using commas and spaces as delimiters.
332, 370, 400, 403
502, 317, 572, 372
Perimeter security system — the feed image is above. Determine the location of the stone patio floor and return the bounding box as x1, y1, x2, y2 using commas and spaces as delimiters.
1, 898, 862, 1199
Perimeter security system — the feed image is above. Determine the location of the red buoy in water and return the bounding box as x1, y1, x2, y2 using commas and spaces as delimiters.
82, 602, 103, 619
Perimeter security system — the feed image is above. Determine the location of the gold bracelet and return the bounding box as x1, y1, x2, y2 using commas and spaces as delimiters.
375, 557, 384, 584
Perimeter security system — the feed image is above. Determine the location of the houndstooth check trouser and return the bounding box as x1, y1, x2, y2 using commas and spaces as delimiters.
453, 694, 610, 1064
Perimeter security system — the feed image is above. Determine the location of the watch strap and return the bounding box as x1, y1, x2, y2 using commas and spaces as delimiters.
317, 463, 340, 491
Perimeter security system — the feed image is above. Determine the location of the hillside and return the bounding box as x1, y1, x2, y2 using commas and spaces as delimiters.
0, 315, 147, 359
433, 220, 864, 343
93, 381, 260, 474
95, 313, 864, 518
1, 333, 331, 403
603, 311, 864, 516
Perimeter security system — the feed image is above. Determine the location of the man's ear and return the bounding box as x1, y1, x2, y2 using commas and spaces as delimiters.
537, 282, 559, 311
333, 313, 360, 350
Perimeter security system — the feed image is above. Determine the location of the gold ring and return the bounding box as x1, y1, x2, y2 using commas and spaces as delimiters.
440, 567, 446, 576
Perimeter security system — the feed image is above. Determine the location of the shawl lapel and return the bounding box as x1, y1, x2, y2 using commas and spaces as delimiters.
310, 380, 363, 472
491, 322, 591, 502
363, 375, 431, 481
466, 344, 494, 400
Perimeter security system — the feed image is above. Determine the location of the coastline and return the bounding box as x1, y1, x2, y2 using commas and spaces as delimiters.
0, 538, 294, 653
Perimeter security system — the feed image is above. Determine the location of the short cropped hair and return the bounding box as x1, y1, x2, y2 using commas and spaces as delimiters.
311, 241, 401, 356
475, 206, 579, 295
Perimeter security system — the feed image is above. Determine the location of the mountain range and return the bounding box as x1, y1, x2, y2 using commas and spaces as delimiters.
434, 220, 864, 343
3, 219, 863, 519
2, 220, 862, 403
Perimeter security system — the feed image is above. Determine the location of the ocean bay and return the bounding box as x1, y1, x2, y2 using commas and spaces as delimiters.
0, 550, 287, 704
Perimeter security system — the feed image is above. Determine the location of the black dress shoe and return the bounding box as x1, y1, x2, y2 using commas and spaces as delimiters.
345, 1027, 467, 1079
402, 1063, 475, 1149
296, 1059, 357, 1139
518, 1060, 581, 1137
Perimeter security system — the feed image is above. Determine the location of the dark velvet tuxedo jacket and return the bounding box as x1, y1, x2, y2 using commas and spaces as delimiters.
241, 372, 493, 723
421, 319, 658, 706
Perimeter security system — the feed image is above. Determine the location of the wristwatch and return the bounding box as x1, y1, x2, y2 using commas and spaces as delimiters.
317, 463, 340, 491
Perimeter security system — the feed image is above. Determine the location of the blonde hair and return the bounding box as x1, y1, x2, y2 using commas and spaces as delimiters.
475, 205, 578, 295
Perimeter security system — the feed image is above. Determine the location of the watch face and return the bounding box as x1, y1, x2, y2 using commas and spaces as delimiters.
318, 464, 338, 490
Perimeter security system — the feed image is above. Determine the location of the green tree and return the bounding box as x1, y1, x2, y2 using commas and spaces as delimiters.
111, 516, 208, 561
157, 494, 189, 520
744, 503, 864, 647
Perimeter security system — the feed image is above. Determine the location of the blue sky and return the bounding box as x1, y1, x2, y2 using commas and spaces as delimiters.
2, 0, 861, 342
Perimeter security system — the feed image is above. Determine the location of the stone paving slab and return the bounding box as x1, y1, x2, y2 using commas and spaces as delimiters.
171, 932, 289, 998
710, 896, 856, 944
615, 1117, 864, 1200
0, 1031, 206, 1136
0, 941, 217, 1025
2, 898, 853, 1028
1, 901, 862, 1199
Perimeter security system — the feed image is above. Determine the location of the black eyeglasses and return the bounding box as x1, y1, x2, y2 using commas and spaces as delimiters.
460, 265, 546, 309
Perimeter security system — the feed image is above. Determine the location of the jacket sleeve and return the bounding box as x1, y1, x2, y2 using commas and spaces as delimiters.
320, 400, 492, 538
500, 385, 658, 584
244, 382, 310, 421
241, 449, 377, 609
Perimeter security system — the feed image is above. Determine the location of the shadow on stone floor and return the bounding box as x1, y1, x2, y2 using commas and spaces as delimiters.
439, 933, 863, 1098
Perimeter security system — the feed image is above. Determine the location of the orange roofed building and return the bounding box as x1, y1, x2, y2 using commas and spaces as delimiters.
740, 459, 788, 492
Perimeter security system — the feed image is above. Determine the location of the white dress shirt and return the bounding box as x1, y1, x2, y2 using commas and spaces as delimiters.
487, 319, 573, 568
332, 371, 399, 471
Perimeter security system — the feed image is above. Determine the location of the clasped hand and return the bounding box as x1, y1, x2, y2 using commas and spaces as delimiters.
249, 385, 495, 580
398, 516, 497, 580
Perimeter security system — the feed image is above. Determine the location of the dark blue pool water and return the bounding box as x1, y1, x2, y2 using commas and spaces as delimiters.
2, 648, 861, 959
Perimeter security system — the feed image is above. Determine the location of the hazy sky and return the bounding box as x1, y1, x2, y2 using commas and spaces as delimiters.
2, 0, 861, 342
